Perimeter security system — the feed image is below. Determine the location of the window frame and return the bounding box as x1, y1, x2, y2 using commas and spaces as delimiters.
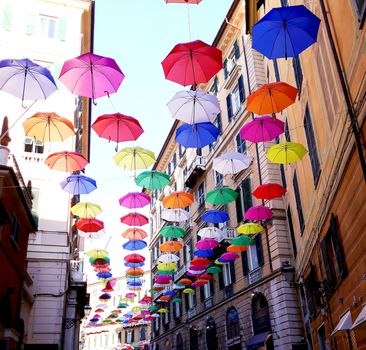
197, 182, 205, 207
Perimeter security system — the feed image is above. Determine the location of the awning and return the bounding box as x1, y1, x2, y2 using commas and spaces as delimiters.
351, 305, 366, 330
246, 332, 271, 349
331, 310, 353, 336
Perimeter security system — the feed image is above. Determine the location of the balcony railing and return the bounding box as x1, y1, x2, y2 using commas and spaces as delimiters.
203, 297, 213, 310
174, 264, 187, 281
248, 266, 262, 285
184, 156, 207, 188
220, 227, 237, 241
187, 307, 196, 319
224, 284, 234, 298
70, 260, 85, 284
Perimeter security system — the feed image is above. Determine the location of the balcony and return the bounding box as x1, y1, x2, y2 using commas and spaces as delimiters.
248, 267, 262, 285
224, 284, 234, 298
220, 227, 237, 241
187, 307, 196, 319
184, 156, 207, 188
203, 297, 213, 310
70, 260, 86, 285
174, 264, 187, 281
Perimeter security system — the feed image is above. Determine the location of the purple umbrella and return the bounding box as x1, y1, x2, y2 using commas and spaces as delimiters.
245, 205, 273, 221
240, 115, 285, 143
188, 264, 208, 271
196, 238, 219, 250
60, 175, 97, 195
220, 252, 239, 261
122, 240, 147, 251
119, 192, 151, 209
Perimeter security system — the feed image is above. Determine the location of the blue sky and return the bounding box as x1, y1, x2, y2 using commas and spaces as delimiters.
84, 0, 234, 279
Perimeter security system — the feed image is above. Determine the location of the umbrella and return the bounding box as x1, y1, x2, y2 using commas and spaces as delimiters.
71, 202, 102, 218
197, 227, 222, 240
252, 5, 321, 59
253, 183, 286, 200
125, 292, 137, 299
155, 275, 172, 283
196, 238, 218, 250
87, 249, 109, 258
172, 297, 182, 303
114, 146, 155, 170
160, 241, 183, 253
22, 112, 74, 142
167, 88, 220, 124
199, 273, 213, 280
96, 272, 112, 279
165, 0, 202, 3
237, 223, 264, 235
151, 313, 160, 318
119, 192, 151, 209
124, 253, 145, 263
157, 262, 177, 271
189, 264, 208, 271
201, 210, 229, 224
159, 226, 186, 238
120, 213, 149, 226
121, 228, 148, 240
155, 269, 175, 275
99, 293, 111, 300
182, 288, 195, 294
125, 260, 144, 267
92, 114, 143, 149
162, 40, 222, 86
0, 58, 57, 104
135, 170, 170, 190
206, 266, 221, 274
161, 208, 190, 222
190, 258, 210, 266
59, 52, 124, 102
76, 218, 104, 233
126, 268, 144, 276
213, 152, 252, 175
162, 191, 194, 209
244, 206, 273, 221
164, 290, 177, 297
247, 82, 298, 115
193, 249, 214, 257
177, 278, 192, 285
122, 240, 147, 251
60, 175, 97, 195
78, 229, 105, 239
45, 151, 89, 172
206, 186, 238, 205
266, 142, 308, 164
231, 235, 254, 246
193, 279, 208, 286
158, 253, 180, 263
240, 116, 285, 143
175, 122, 220, 148
95, 308, 105, 313
149, 306, 158, 311
220, 252, 239, 261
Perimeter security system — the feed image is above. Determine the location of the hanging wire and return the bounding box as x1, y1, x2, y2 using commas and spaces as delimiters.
186, 3, 192, 41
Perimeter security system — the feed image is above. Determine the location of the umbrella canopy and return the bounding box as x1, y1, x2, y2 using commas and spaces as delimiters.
190, 258, 210, 266
124, 253, 145, 263
193, 249, 214, 257
157, 262, 177, 271
92, 114, 143, 146
114, 146, 155, 170
59, 52, 124, 101
126, 268, 144, 276
76, 218, 104, 233
197, 227, 222, 240
196, 238, 218, 250
244, 206, 273, 221
119, 192, 151, 209
158, 253, 180, 263
266, 142, 308, 164
213, 152, 252, 175
159, 226, 186, 239
167, 88, 220, 124
177, 278, 192, 285
193, 279, 208, 286
237, 223, 264, 235
160, 241, 183, 253
220, 252, 239, 261
124, 261, 145, 268
120, 213, 149, 226
247, 82, 297, 115
240, 115, 285, 143
164, 290, 177, 297
23, 112, 74, 142
0, 58, 57, 103
201, 210, 229, 224
175, 122, 219, 148
252, 5, 321, 59
86, 249, 109, 258
71, 202, 102, 218
161, 208, 190, 222
121, 228, 148, 240
96, 272, 112, 279
45, 151, 89, 172
206, 186, 238, 205
60, 175, 97, 195
122, 240, 147, 251
206, 266, 221, 274
231, 235, 254, 246
78, 230, 105, 239
149, 306, 158, 311
253, 183, 286, 200
172, 297, 182, 303
189, 264, 208, 271
199, 273, 213, 280
182, 288, 195, 294
162, 40, 222, 86
135, 170, 170, 190
162, 191, 194, 209
125, 292, 137, 298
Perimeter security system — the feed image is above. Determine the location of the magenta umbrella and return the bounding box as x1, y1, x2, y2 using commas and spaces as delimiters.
155, 275, 172, 283
240, 115, 285, 143
244, 205, 273, 221
120, 213, 149, 226
220, 252, 240, 261
188, 264, 208, 271
59, 52, 124, 103
196, 238, 218, 250
119, 192, 151, 209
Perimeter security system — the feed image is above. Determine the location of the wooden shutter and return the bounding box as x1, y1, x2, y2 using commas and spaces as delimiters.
200, 287, 205, 302
57, 16, 67, 41
241, 251, 249, 276
255, 234, 264, 266
273, 59, 280, 82
329, 214, 347, 279
233, 40, 240, 59
235, 187, 243, 223
2, 6, 12, 30
293, 172, 305, 233
230, 261, 236, 284
216, 113, 222, 134
210, 278, 214, 295
226, 95, 233, 121
320, 237, 335, 289
238, 75, 245, 103
243, 178, 252, 211
218, 270, 224, 290
223, 59, 229, 78
292, 56, 303, 93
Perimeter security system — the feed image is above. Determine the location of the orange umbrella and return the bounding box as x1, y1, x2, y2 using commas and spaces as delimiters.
126, 267, 144, 276
45, 151, 89, 172
160, 241, 183, 252
159, 296, 171, 301
152, 286, 164, 291
177, 278, 192, 285
227, 245, 248, 253
162, 191, 194, 209
194, 279, 209, 286
247, 82, 297, 114
121, 228, 148, 240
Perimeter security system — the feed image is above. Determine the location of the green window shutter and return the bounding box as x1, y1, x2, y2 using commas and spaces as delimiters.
26, 14, 36, 35
57, 17, 66, 41
243, 177, 253, 211
2, 6, 12, 31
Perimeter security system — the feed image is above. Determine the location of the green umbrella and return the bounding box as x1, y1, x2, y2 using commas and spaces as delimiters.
135, 170, 170, 190
102, 319, 112, 323
155, 269, 175, 275
160, 225, 186, 238
232, 235, 254, 246
206, 266, 222, 274
172, 297, 182, 303
206, 186, 238, 205
117, 303, 128, 308
148, 305, 158, 311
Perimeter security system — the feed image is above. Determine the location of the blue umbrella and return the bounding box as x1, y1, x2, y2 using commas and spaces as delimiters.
124, 261, 145, 268
175, 122, 220, 148
122, 239, 147, 251
60, 175, 97, 195
252, 5, 321, 59
194, 249, 214, 257
201, 210, 229, 223
127, 280, 143, 287
164, 290, 177, 297
96, 272, 112, 279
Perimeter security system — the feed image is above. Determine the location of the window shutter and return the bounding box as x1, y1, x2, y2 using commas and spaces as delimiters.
292, 56, 303, 92
131, 330, 135, 342
293, 172, 305, 233
320, 237, 334, 289
216, 113, 222, 134
243, 178, 252, 211
183, 245, 187, 264
241, 251, 249, 276
223, 59, 229, 78
210, 279, 214, 295
330, 214, 347, 279
255, 234, 264, 266
57, 17, 67, 40
235, 187, 243, 223
185, 293, 189, 311
233, 40, 240, 59
230, 261, 236, 284
303, 284, 315, 319
25, 14, 36, 35
238, 75, 245, 103
273, 59, 280, 82
218, 270, 224, 290
2, 6, 12, 30
226, 95, 233, 121
200, 287, 205, 302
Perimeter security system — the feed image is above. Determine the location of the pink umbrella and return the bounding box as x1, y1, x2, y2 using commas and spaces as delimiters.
240, 115, 285, 143
196, 238, 218, 250
221, 252, 240, 260
125, 293, 137, 298
188, 264, 208, 271
120, 213, 149, 226
59, 52, 124, 103
155, 275, 172, 283
187, 269, 205, 275
119, 192, 151, 209
244, 205, 273, 221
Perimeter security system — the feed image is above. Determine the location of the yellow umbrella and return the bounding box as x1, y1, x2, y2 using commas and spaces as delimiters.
237, 223, 264, 235
182, 288, 195, 294
266, 142, 308, 164
214, 259, 226, 265
86, 249, 109, 259
113, 147, 156, 170
132, 306, 142, 313
157, 262, 177, 271
71, 202, 102, 218
158, 308, 169, 313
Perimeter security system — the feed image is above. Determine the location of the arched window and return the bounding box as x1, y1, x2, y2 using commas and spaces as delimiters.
140, 327, 146, 341
251, 293, 271, 335
190, 325, 199, 350
176, 333, 183, 350
226, 307, 240, 339
206, 317, 218, 349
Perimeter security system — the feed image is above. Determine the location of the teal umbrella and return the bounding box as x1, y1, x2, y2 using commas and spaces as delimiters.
135, 170, 170, 190
160, 225, 186, 238
231, 235, 254, 246
206, 186, 238, 205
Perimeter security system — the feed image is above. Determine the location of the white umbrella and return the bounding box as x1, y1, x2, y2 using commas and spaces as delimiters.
158, 253, 180, 263
78, 229, 106, 239
197, 227, 223, 240
167, 88, 221, 124
213, 151, 253, 175
161, 208, 190, 222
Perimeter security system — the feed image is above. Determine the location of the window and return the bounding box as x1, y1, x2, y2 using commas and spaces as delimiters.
31, 188, 40, 225
140, 328, 146, 341
35, 140, 44, 154
236, 133, 246, 154
176, 333, 184, 350
167, 162, 171, 176
215, 171, 223, 186
252, 293, 271, 335
320, 214, 347, 291
273, 59, 280, 82
197, 182, 205, 207
24, 137, 33, 152
196, 147, 202, 156
222, 262, 236, 286
203, 279, 214, 298
226, 94, 233, 122
39, 15, 57, 38
214, 113, 222, 134
10, 213, 20, 245
210, 77, 219, 96
171, 153, 177, 170
184, 239, 194, 263
304, 104, 321, 184
178, 144, 185, 158
0, 200, 10, 225
293, 172, 305, 233
235, 177, 252, 223
223, 59, 229, 79
353, 0, 366, 21
287, 207, 297, 257
206, 318, 218, 349
174, 299, 182, 318
238, 75, 245, 103
126, 331, 132, 343
242, 235, 264, 276
280, 0, 289, 6
226, 307, 240, 339
2, 6, 12, 30
233, 39, 240, 59
293, 56, 303, 93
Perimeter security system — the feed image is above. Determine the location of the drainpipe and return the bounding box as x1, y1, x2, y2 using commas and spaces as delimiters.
319, 0, 366, 182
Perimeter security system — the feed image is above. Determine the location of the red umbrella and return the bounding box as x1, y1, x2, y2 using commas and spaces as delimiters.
161, 40, 222, 86
76, 218, 104, 233
190, 258, 210, 266
252, 183, 286, 200
45, 151, 89, 172
120, 213, 149, 226
124, 253, 145, 263
199, 273, 213, 280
